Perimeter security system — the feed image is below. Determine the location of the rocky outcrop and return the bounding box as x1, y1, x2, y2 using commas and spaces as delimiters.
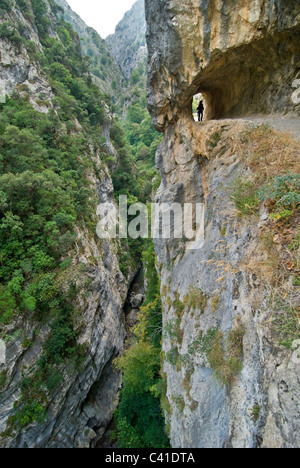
106, 0, 147, 81
0, 4, 54, 112
145, 0, 300, 449
130, 294, 144, 309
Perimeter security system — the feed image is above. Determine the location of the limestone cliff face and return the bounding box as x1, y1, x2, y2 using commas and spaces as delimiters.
0, 1, 128, 448
0, 3, 53, 111
146, 0, 300, 448
106, 0, 147, 81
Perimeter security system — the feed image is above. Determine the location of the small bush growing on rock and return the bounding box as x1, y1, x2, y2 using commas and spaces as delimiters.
211, 295, 220, 313
210, 325, 245, 387
259, 173, 300, 220
189, 325, 245, 387
182, 369, 193, 396
173, 396, 185, 413
165, 347, 180, 367
210, 132, 221, 148
232, 178, 260, 215
227, 325, 245, 358
0, 0, 12, 14
248, 404, 261, 423
0, 22, 23, 47
165, 317, 184, 345
173, 299, 185, 318
188, 327, 219, 358
0, 370, 7, 389
183, 286, 208, 313
272, 295, 300, 349
208, 330, 224, 374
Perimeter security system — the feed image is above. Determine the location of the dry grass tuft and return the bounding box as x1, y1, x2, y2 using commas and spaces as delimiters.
240, 125, 300, 184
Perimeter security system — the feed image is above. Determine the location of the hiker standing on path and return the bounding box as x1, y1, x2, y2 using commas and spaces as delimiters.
197, 100, 204, 122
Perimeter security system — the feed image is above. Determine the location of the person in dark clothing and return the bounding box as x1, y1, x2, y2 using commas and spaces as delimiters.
197, 100, 204, 122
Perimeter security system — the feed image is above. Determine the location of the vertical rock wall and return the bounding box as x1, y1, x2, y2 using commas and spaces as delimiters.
146, 0, 300, 448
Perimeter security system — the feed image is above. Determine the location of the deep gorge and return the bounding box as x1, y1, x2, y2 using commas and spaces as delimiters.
0, 0, 300, 449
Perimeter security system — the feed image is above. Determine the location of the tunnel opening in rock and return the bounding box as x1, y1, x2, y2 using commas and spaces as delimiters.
189, 30, 300, 122
192, 93, 206, 121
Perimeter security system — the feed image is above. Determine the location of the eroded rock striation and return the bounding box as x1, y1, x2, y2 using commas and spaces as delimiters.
146, 0, 300, 448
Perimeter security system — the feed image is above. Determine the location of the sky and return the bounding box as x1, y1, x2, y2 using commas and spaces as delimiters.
66, 0, 137, 38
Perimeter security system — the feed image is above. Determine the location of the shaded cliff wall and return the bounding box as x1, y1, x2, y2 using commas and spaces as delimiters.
146, 0, 300, 448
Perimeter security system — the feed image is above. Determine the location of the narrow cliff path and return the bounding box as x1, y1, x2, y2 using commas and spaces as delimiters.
196, 115, 300, 142
223, 116, 300, 143
245, 116, 300, 142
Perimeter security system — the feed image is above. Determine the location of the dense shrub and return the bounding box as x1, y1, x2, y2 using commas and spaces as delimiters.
0, 0, 12, 14
30, 0, 50, 40
259, 173, 300, 218
0, 22, 23, 46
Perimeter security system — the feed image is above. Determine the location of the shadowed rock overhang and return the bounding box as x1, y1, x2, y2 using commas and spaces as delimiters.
146, 0, 300, 129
